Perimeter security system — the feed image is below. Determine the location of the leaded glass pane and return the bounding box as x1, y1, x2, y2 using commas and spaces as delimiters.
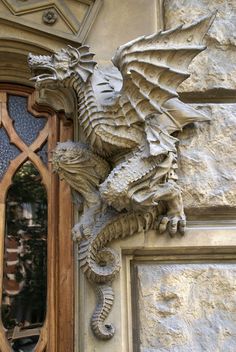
8, 95, 46, 146
37, 142, 48, 165
0, 128, 20, 180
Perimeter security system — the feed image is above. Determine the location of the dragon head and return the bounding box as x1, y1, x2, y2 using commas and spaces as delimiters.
28, 45, 96, 87
52, 141, 85, 173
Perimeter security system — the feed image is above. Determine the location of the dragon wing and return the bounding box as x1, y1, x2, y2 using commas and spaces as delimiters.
111, 15, 214, 155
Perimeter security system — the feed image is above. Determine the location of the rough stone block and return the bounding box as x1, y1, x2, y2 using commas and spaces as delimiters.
164, 0, 236, 91
177, 104, 236, 215
135, 263, 236, 352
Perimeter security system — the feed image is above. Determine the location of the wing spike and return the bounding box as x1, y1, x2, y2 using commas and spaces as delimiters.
178, 13, 216, 42
118, 47, 206, 73
160, 24, 184, 37
145, 30, 162, 41
99, 14, 214, 150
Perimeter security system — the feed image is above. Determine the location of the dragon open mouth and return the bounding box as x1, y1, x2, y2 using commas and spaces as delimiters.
30, 66, 57, 82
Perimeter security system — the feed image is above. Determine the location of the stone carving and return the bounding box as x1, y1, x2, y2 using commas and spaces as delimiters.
42, 9, 58, 25
1, 0, 102, 44
28, 14, 214, 340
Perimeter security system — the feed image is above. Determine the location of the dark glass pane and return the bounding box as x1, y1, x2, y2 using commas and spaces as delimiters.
0, 128, 20, 180
8, 95, 46, 146
37, 142, 48, 165
2, 161, 47, 351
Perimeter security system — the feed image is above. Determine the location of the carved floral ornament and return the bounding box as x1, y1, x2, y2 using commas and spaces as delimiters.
28, 14, 214, 340
42, 9, 58, 25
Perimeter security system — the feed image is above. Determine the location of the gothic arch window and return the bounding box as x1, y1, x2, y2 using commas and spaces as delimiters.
0, 85, 74, 352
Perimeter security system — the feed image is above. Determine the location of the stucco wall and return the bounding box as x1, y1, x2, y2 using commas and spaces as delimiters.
86, 0, 160, 63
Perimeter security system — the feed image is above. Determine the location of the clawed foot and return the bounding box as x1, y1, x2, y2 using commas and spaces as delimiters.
156, 214, 186, 237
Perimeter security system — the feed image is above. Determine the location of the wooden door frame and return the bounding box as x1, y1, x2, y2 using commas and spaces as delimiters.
0, 84, 74, 352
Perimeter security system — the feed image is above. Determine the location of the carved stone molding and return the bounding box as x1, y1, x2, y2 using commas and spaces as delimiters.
0, 0, 103, 44
0, 39, 52, 86
29, 14, 215, 340
34, 87, 77, 120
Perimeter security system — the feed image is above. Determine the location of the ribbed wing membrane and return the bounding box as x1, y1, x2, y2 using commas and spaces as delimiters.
111, 15, 214, 136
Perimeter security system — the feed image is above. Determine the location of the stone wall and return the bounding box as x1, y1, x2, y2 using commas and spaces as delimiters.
164, 0, 236, 217
134, 263, 236, 352
178, 104, 236, 217
86, 0, 236, 218
128, 1, 236, 350
165, 0, 236, 92
77, 1, 236, 351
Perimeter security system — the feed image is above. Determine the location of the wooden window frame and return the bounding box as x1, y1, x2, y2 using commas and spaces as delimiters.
0, 84, 74, 352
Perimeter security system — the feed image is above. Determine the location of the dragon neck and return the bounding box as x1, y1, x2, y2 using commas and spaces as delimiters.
67, 72, 139, 157
68, 75, 102, 150
67, 74, 116, 157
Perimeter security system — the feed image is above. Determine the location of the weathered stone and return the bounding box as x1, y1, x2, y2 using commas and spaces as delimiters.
136, 263, 236, 352
165, 0, 236, 91
177, 104, 236, 213
29, 14, 227, 344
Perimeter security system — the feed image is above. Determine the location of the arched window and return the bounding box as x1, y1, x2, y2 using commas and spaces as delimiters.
0, 85, 74, 352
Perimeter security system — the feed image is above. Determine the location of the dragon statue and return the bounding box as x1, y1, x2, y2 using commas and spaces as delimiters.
28, 14, 214, 340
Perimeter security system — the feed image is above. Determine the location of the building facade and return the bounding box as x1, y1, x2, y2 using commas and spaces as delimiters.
0, 1, 235, 351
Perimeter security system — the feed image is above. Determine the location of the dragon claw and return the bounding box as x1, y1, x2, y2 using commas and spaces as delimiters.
156, 214, 186, 236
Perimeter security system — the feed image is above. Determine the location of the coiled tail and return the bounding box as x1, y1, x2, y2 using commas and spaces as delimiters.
91, 284, 115, 340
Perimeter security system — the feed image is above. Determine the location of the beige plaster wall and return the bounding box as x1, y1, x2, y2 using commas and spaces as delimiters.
86, 0, 161, 63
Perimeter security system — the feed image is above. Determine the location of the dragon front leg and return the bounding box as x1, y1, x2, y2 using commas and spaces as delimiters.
152, 181, 186, 236
100, 151, 186, 236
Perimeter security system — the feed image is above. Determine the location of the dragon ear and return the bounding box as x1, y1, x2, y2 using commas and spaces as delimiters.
67, 45, 80, 67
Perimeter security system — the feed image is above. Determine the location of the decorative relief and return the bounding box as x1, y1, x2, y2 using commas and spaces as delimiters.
29, 15, 214, 340
1, 0, 102, 43
42, 9, 58, 25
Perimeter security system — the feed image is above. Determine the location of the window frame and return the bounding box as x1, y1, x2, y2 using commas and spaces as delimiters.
0, 84, 74, 352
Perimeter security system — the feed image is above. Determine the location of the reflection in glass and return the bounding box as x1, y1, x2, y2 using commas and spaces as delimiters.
2, 161, 47, 351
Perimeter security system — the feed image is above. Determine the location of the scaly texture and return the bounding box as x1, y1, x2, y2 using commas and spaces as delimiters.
73, 208, 157, 339
28, 14, 215, 340
91, 284, 115, 340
